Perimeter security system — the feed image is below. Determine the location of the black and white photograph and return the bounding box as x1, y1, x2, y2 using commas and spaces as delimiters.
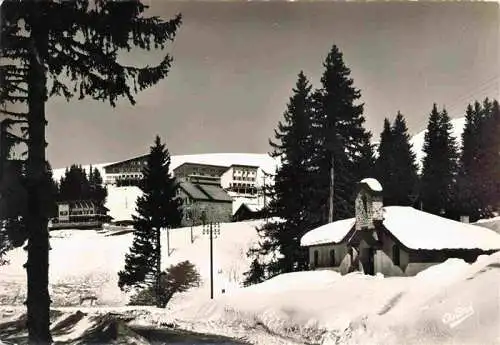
0, 0, 499, 344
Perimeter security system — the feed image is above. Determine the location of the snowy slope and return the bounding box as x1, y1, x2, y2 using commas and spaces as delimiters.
105, 185, 142, 221
0, 220, 265, 308
410, 117, 466, 170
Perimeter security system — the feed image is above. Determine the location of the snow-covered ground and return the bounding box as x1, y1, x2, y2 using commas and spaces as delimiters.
2, 214, 500, 344
0, 220, 264, 308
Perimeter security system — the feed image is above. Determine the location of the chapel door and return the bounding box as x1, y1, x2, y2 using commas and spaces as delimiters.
364, 247, 375, 275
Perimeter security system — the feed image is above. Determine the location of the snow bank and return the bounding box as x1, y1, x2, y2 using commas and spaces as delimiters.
164, 252, 500, 345
474, 216, 500, 235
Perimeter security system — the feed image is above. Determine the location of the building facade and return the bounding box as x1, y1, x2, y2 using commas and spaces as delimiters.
220, 164, 259, 197
178, 180, 233, 226
103, 155, 148, 186
173, 162, 228, 185
301, 178, 500, 277
50, 200, 110, 230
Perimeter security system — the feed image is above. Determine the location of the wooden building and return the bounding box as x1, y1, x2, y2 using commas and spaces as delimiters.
301, 178, 500, 276
232, 202, 264, 222
50, 200, 110, 230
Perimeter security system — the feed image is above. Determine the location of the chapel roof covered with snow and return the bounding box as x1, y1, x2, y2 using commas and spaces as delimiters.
301, 206, 500, 251
359, 178, 383, 193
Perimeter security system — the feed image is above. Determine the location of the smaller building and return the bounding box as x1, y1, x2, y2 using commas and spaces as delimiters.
50, 200, 110, 230
301, 178, 500, 276
178, 180, 232, 226
232, 202, 264, 222
220, 164, 259, 197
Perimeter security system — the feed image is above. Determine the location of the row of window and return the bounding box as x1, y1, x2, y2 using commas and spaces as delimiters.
233, 169, 256, 176
313, 249, 336, 267
233, 176, 255, 181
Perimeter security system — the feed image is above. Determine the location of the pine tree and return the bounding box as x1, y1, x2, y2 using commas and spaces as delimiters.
420, 104, 459, 217
375, 118, 395, 203
353, 130, 376, 183
391, 112, 419, 206
0, 1, 181, 341
245, 72, 316, 281
58, 164, 91, 201
118, 135, 183, 308
312, 45, 368, 222
376, 112, 419, 206
243, 258, 265, 286
89, 167, 107, 206
457, 102, 483, 220
457, 99, 500, 221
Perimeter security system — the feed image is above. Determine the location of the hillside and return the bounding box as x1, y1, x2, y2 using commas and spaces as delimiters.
1, 219, 500, 344
0, 220, 265, 308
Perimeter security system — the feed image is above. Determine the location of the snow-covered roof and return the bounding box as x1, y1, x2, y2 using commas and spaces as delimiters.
301, 206, 500, 251
383, 206, 500, 251
300, 218, 355, 247
359, 178, 383, 192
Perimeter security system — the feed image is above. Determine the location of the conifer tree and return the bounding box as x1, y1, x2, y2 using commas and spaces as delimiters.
375, 118, 395, 203
0, 1, 181, 341
243, 258, 265, 287
457, 99, 500, 221
312, 45, 368, 222
353, 131, 376, 183
245, 71, 316, 280
118, 136, 182, 308
376, 112, 418, 206
420, 104, 459, 217
89, 167, 107, 206
457, 102, 483, 220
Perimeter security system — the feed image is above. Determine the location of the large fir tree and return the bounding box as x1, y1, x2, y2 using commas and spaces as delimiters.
376, 112, 418, 206
311, 45, 370, 222
0, 1, 181, 341
420, 104, 459, 217
118, 136, 182, 308
457, 98, 500, 221
375, 118, 395, 202
245, 71, 316, 281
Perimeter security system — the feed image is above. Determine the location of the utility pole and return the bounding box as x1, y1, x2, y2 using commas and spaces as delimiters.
203, 214, 220, 300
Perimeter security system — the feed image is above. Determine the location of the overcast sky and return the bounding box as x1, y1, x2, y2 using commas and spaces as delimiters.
45, 1, 499, 169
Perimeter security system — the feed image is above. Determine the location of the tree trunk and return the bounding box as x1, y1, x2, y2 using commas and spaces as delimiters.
328, 153, 334, 223
155, 227, 161, 308
26, 30, 52, 344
